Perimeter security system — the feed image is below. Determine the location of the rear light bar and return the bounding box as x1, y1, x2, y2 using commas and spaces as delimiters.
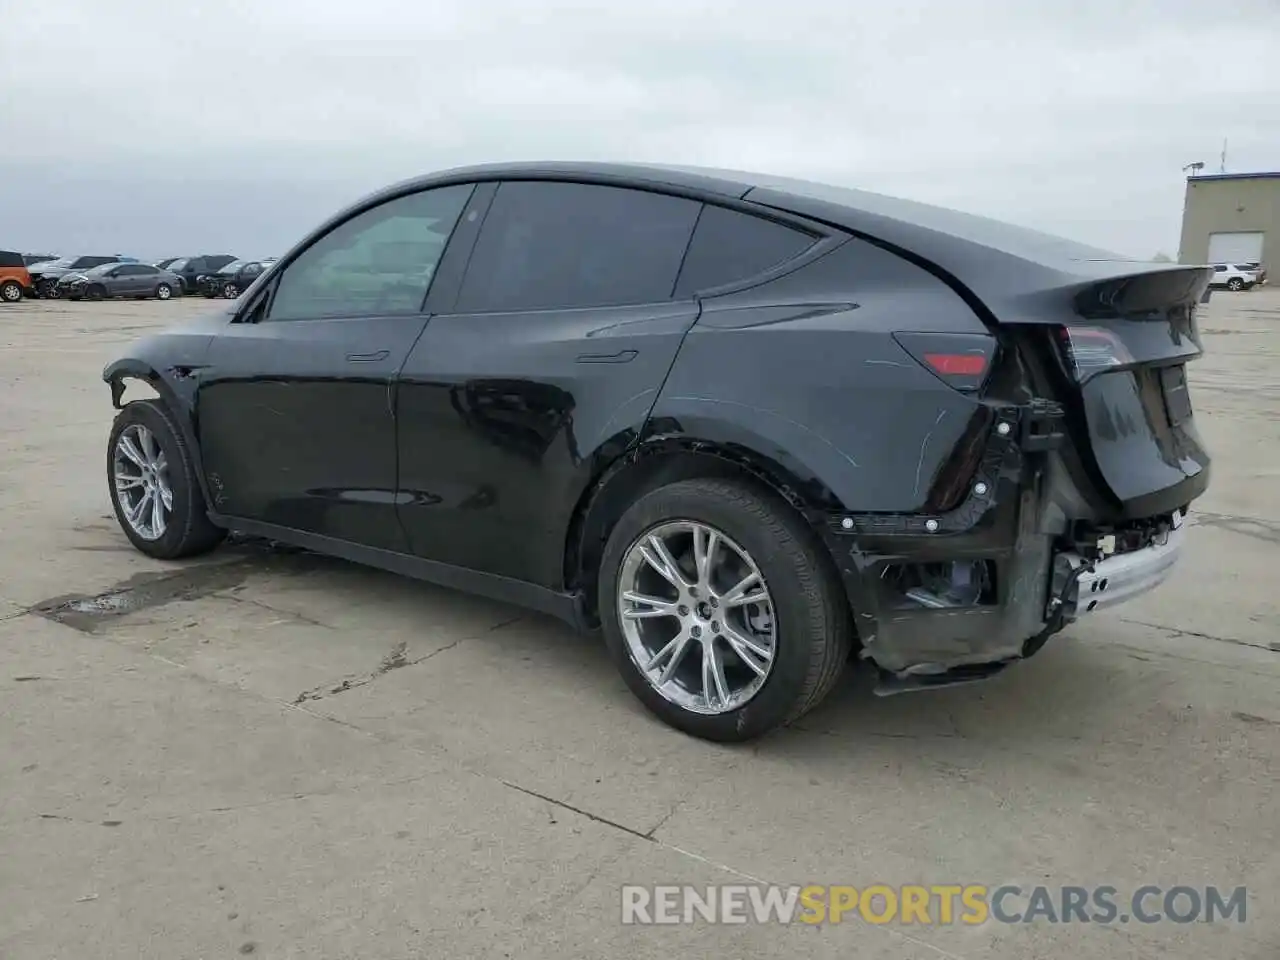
893, 332, 996, 393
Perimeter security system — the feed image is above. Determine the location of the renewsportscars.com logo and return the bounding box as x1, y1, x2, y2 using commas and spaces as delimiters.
621, 884, 1248, 926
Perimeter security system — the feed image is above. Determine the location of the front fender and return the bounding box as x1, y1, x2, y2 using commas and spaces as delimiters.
103, 327, 219, 507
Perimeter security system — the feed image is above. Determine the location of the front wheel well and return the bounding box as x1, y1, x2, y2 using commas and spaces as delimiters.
563, 440, 841, 626
106, 370, 163, 409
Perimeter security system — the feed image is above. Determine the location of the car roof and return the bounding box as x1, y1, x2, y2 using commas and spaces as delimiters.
347, 161, 1186, 316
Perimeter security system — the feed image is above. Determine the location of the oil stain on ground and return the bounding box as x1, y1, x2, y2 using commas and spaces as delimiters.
30, 537, 322, 633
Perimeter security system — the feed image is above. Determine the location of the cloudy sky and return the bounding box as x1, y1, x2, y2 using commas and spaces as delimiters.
2, 0, 1276, 260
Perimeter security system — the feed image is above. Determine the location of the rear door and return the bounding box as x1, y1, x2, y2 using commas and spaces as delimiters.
395, 179, 703, 588
194, 182, 476, 550
128, 264, 161, 294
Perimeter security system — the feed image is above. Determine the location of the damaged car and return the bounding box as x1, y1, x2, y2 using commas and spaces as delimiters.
101, 162, 1211, 742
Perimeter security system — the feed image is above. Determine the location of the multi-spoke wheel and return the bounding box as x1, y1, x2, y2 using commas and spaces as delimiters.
107, 399, 226, 559
113, 423, 172, 540
599, 477, 853, 742
618, 521, 777, 715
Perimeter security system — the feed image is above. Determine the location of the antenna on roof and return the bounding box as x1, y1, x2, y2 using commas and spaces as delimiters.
1219, 138, 1228, 174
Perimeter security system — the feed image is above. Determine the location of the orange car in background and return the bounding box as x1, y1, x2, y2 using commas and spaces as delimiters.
0, 251, 34, 302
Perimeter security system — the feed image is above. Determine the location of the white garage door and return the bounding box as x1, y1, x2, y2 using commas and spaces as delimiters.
1207, 231, 1265, 265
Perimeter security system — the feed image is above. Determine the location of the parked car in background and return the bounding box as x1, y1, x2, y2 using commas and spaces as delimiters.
168, 254, 237, 295
1208, 263, 1262, 291
29, 255, 125, 297
23, 253, 59, 268
1237, 261, 1268, 286
100, 161, 1212, 742
0, 250, 35, 302
60, 262, 182, 301
154, 258, 181, 271
198, 258, 275, 298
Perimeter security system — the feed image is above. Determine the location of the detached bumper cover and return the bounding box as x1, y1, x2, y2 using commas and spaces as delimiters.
1058, 521, 1185, 621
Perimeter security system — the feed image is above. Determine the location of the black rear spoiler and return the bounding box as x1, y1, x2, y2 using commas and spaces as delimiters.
1073, 266, 1214, 320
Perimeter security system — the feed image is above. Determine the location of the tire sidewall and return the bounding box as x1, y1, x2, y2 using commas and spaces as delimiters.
1, 280, 21, 302
108, 401, 201, 558
156, 283, 172, 300
598, 482, 828, 741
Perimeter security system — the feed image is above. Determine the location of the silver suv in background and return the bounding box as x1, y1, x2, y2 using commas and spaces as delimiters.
1209, 263, 1263, 291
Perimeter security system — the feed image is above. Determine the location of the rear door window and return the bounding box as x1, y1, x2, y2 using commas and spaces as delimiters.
673, 204, 817, 297
453, 181, 700, 313
0, 251, 24, 268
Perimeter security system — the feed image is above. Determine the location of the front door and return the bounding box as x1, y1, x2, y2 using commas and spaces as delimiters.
194, 181, 477, 551
395, 179, 705, 588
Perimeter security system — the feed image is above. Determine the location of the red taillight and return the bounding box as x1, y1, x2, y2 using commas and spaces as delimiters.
893, 332, 997, 393
922, 353, 989, 377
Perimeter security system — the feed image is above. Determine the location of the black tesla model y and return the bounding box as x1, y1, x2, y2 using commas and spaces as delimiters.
102, 162, 1210, 741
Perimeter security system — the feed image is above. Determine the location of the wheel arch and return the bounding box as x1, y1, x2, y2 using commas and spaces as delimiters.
562, 427, 845, 624
103, 358, 216, 509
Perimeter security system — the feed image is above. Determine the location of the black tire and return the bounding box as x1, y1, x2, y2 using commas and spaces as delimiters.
69, 295, 82, 301
0, 280, 22, 302
155, 283, 173, 301
598, 477, 853, 742
1227, 278, 1243, 291
107, 399, 226, 560
87, 285, 106, 301
222, 282, 239, 299
39, 280, 60, 299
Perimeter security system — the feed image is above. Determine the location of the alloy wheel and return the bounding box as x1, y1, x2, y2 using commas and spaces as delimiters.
1, 282, 21, 302
223, 283, 238, 298
157, 284, 171, 300
112, 423, 173, 540
617, 520, 777, 715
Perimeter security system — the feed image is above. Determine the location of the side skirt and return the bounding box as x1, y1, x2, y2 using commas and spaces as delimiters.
209, 515, 591, 632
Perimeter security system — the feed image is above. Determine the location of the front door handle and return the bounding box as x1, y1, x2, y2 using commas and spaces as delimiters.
346, 350, 390, 362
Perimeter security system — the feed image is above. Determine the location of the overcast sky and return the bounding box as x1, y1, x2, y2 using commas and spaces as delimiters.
2, 0, 1276, 260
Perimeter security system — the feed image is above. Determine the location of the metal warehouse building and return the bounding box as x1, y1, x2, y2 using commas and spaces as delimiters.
1179, 171, 1278, 272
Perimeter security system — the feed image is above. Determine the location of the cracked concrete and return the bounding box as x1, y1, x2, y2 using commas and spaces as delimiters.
2, 293, 1279, 959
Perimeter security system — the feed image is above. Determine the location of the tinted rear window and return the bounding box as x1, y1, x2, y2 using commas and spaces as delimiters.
674, 205, 816, 297
0, 251, 25, 268
455, 181, 700, 312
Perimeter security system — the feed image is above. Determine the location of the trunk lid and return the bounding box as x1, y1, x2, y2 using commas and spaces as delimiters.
1004, 265, 1213, 519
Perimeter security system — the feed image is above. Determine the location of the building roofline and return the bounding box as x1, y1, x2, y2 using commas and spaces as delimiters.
1187, 171, 1280, 182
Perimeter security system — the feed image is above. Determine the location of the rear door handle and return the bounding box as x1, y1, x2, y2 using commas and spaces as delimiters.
346, 350, 390, 362
576, 349, 638, 364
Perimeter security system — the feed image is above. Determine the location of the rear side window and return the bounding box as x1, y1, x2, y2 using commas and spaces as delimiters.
0, 251, 24, 268
673, 204, 817, 297
454, 181, 701, 313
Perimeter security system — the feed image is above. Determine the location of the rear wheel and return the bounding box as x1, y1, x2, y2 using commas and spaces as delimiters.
598, 478, 852, 742
222, 282, 239, 299
108, 399, 226, 559
155, 282, 172, 300
0, 280, 21, 302
1227, 277, 1244, 291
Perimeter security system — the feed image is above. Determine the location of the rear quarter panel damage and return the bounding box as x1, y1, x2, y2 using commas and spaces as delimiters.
651, 237, 995, 515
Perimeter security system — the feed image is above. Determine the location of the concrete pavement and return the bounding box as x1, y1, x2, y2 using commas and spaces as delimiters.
1, 290, 1277, 959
